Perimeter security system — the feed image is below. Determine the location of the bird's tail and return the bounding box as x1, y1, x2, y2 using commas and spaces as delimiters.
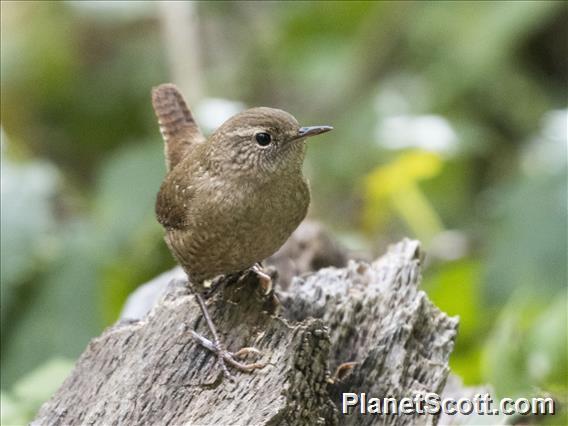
151, 83, 205, 171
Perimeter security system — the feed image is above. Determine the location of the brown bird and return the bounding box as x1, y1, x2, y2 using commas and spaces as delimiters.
152, 83, 332, 377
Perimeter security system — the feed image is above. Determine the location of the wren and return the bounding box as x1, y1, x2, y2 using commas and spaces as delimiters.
152, 83, 332, 378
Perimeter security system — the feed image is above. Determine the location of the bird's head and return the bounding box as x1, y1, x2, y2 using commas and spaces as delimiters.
207, 107, 332, 179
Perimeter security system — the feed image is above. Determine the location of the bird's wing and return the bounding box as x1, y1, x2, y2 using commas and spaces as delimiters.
155, 179, 189, 230
154, 149, 205, 230
151, 83, 206, 171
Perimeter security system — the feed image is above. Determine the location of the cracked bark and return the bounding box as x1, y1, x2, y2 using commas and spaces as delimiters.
33, 227, 459, 426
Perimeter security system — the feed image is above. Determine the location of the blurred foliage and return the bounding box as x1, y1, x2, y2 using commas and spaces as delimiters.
1, 1, 567, 424
363, 150, 444, 244
1, 358, 74, 426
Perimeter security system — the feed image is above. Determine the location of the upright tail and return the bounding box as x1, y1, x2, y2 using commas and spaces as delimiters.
151, 84, 205, 171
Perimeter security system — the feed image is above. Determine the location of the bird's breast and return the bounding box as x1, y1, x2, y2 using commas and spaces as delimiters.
223, 175, 310, 249
170, 175, 310, 281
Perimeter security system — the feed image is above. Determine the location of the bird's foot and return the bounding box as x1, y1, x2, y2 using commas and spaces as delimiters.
189, 330, 268, 379
190, 288, 268, 380
235, 263, 274, 295
224, 346, 267, 373
250, 263, 273, 295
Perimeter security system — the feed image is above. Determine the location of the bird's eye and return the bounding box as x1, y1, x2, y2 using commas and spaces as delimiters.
255, 132, 272, 147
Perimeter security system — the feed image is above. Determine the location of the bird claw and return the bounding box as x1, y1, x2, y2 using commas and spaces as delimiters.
220, 349, 268, 373
190, 330, 267, 378
235, 264, 273, 295
232, 346, 263, 359
251, 264, 272, 295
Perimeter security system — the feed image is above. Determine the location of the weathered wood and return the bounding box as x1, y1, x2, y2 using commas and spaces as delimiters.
280, 239, 459, 425
33, 234, 459, 426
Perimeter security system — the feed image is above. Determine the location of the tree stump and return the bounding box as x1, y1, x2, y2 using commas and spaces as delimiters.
33, 232, 459, 426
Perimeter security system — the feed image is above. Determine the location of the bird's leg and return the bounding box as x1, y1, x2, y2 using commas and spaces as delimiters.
235, 263, 280, 311
189, 287, 268, 378
235, 263, 272, 294
251, 263, 273, 295
192, 289, 231, 378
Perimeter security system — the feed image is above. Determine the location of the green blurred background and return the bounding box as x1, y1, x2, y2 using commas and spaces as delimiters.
1, 1, 566, 424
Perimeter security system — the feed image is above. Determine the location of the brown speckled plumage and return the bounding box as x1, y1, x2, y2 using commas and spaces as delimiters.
152, 83, 206, 171
151, 83, 332, 376
152, 84, 331, 292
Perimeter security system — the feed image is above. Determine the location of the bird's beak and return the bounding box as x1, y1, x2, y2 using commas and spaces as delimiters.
296, 125, 334, 140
